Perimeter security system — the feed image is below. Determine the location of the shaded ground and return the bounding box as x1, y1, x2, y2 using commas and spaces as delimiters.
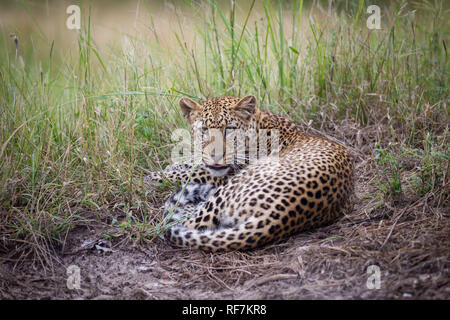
1, 123, 449, 299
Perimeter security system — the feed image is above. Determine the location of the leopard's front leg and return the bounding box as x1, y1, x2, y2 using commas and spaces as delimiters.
144, 163, 228, 187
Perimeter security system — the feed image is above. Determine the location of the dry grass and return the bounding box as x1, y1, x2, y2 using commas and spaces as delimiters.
1, 121, 448, 299
0, 0, 448, 299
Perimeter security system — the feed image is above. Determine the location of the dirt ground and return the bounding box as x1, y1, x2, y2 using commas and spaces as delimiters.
1, 123, 449, 300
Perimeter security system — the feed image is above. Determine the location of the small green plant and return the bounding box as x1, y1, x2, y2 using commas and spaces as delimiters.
375, 144, 403, 200
411, 132, 449, 199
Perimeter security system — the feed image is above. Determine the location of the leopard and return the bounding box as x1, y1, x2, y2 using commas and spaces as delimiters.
145, 95, 354, 252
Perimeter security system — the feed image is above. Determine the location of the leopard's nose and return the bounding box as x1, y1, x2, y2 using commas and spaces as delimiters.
210, 152, 224, 163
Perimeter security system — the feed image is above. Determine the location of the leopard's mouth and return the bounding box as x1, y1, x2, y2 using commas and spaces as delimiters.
206, 164, 229, 170
205, 164, 231, 177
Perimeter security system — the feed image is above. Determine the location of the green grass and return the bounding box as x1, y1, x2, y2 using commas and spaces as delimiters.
0, 0, 448, 266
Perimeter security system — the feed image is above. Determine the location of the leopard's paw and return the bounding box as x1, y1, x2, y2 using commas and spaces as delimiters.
143, 172, 165, 188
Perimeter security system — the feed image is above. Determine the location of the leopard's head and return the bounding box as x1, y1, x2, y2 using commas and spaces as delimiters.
179, 95, 260, 177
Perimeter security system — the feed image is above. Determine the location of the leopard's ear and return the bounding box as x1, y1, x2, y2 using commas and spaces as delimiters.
233, 95, 257, 120
179, 97, 202, 124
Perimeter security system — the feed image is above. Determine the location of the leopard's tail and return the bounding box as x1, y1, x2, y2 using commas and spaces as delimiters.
165, 220, 275, 252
